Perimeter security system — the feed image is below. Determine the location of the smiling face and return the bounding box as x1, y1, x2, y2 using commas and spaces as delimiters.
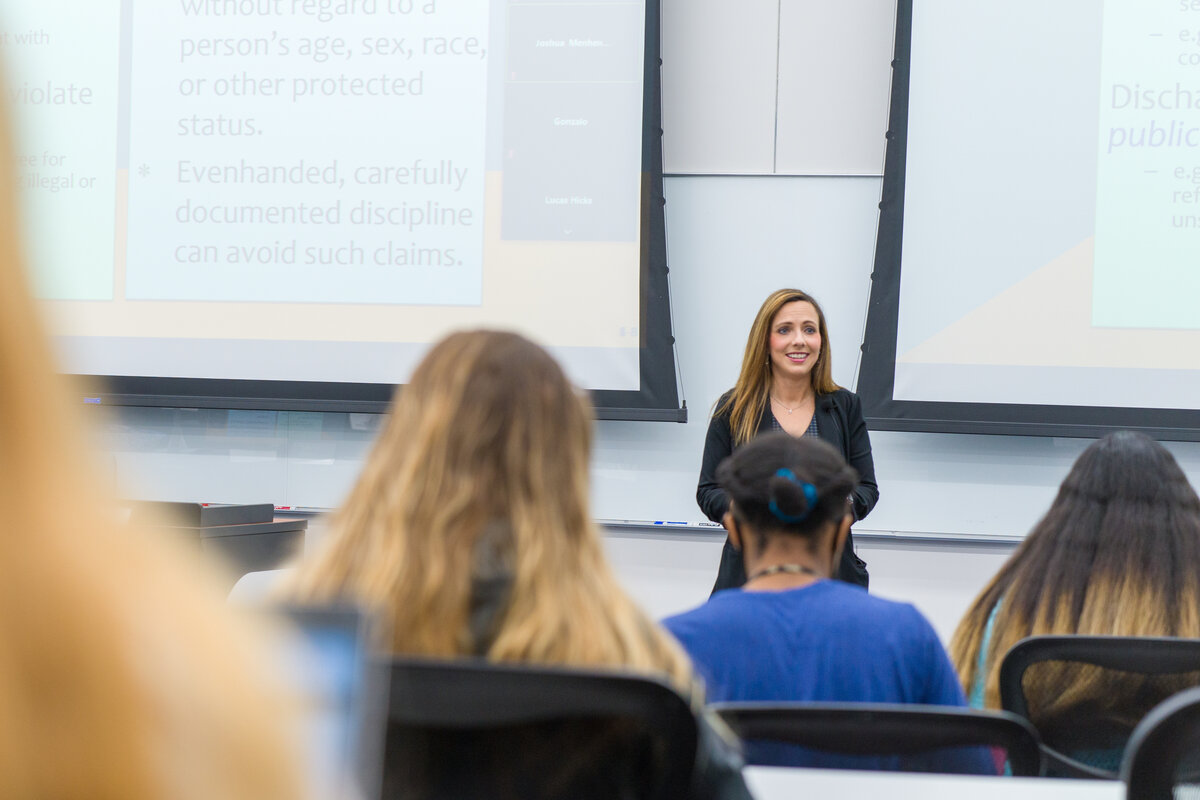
768, 300, 822, 384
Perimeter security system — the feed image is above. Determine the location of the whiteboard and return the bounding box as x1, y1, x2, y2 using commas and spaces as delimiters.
660, 0, 896, 176
101, 1, 1200, 540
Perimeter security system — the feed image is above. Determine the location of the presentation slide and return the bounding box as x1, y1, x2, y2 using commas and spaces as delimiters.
0, 0, 646, 390
895, 0, 1200, 410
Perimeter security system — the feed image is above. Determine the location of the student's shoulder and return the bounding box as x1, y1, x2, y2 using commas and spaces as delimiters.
664, 591, 760, 638
818, 581, 932, 630
869, 599, 941, 652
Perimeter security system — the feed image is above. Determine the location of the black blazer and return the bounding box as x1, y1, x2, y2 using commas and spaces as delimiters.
697, 388, 879, 591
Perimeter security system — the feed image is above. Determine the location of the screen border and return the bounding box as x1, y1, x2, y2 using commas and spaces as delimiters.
858, 0, 1200, 442
80, 0, 686, 423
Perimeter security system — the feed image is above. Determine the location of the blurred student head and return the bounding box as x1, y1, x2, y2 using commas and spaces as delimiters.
951, 431, 1200, 722
0, 77, 308, 799
718, 433, 858, 577
288, 330, 693, 687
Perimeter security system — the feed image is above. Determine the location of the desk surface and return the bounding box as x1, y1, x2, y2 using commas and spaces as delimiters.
744, 766, 1124, 800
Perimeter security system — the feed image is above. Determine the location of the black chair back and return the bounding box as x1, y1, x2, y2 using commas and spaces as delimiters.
1122, 686, 1200, 800
999, 635, 1200, 780
384, 657, 699, 800
710, 702, 1041, 777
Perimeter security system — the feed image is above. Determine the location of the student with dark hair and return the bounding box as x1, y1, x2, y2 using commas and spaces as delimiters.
667, 433, 992, 773
951, 430, 1200, 767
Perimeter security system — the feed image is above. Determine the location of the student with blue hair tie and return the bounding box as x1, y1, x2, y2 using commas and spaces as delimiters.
665, 433, 993, 774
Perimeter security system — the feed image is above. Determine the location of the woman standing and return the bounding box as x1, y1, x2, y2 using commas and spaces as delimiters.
699, 288, 877, 591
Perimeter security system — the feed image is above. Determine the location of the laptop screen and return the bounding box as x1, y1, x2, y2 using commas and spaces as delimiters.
273, 605, 387, 800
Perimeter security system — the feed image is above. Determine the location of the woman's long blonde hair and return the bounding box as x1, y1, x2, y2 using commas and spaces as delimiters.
288, 331, 694, 692
720, 288, 841, 446
950, 432, 1200, 727
0, 85, 306, 797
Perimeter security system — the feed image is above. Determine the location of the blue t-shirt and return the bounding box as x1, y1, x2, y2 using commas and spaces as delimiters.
664, 580, 995, 774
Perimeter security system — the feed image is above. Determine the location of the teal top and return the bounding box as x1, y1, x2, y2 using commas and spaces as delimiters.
968, 601, 1002, 708
969, 602, 1012, 776
970, 600, 1124, 774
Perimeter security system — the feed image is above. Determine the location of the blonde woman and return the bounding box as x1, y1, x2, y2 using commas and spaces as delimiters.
0, 89, 308, 797
287, 330, 750, 799
951, 431, 1200, 769
699, 289, 877, 592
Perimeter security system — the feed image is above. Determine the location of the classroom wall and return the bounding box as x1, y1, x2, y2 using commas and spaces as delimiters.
99, 0, 1200, 641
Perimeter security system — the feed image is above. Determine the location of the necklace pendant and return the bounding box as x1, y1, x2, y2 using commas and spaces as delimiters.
746, 562, 820, 582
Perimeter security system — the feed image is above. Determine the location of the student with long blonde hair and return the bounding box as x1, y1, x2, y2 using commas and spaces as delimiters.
950, 431, 1200, 765
289, 331, 692, 676
287, 330, 749, 798
0, 87, 308, 798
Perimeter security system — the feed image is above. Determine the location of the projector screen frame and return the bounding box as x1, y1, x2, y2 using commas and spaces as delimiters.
858, 0, 1200, 442
78, 0, 686, 423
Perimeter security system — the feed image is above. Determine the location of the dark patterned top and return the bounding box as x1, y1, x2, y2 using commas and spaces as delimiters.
769, 411, 820, 438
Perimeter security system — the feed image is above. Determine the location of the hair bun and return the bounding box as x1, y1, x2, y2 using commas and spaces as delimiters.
768, 468, 819, 525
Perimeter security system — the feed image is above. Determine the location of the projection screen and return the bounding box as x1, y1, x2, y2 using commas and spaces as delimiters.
861, 0, 1200, 440
0, 0, 684, 420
